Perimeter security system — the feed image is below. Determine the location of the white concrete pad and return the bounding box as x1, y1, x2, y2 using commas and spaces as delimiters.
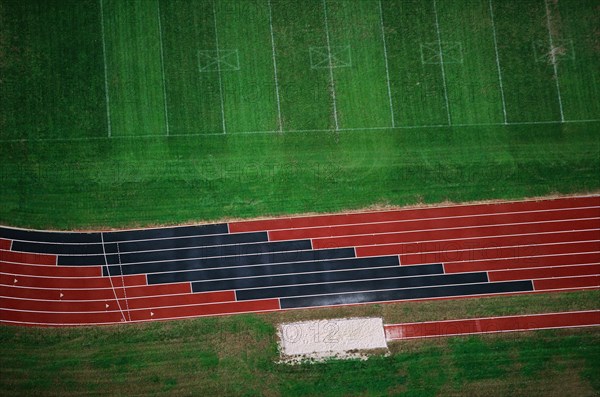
278, 317, 388, 363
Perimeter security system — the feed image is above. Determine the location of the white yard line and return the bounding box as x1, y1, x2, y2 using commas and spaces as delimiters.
544, 0, 565, 122
322, 0, 340, 131
378, 0, 396, 127
432, 0, 451, 125
99, 0, 112, 137
2, 119, 600, 143
488, 0, 507, 124
267, 0, 283, 133
212, 0, 227, 134
156, 0, 170, 136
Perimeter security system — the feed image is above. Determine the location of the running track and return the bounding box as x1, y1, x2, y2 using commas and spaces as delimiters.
1, 195, 599, 329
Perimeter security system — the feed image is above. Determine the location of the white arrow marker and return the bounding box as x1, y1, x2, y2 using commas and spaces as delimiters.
60, 293, 64, 298
150, 311, 154, 317
13, 278, 17, 284
105, 303, 110, 309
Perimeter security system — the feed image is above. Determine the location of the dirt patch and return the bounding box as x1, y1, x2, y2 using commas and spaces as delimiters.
277, 317, 388, 364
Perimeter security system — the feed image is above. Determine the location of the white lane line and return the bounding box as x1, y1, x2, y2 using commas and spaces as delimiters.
4, 262, 597, 301
378, 0, 396, 127
212, 0, 227, 134
4, 245, 598, 282
100, 232, 126, 321
156, 0, 170, 135
385, 309, 600, 327
322, 0, 340, 131
5, 215, 599, 262
99, 0, 112, 137
544, 0, 565, 122
5, 203, 597, 246
398, 239, 600, 257
488, 0, 507, 124
116, 242, 131, 321
432, 0, 451, 125
267, 0, 283, 133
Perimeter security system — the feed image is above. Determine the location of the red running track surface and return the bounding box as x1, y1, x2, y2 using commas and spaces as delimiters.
384, 310, 600, 340
1, 195, 599, 327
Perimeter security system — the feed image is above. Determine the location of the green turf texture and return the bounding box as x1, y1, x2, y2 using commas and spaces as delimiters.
1, 290, 598, 396
0, 0, 598, 229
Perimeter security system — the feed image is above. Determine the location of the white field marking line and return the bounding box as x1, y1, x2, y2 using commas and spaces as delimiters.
378, 0, 395, 127
267, 0, 283, 133
322, 0, 339, 131
100, 232, 126, 321
0, 196, 600, 240
3, 119, 600, 142
386, 324, 600, 340
488, 0, 507, 124
99, 0, 112, 137
227, 196, 599, 227
544, 0, 565, 122
115, 242, 131, 321
156, 0, 170, 136
385, 309, 600, 327
212, 0, 227, 134
432, 0, 451, 125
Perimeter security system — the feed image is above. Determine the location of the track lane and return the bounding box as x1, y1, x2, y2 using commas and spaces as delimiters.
384, 310, 600, 340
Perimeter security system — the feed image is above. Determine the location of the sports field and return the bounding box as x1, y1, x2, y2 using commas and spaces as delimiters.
0, 0, 599, 229
0, 2, 599, 394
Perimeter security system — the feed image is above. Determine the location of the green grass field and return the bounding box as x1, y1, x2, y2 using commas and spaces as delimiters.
0, 0, 598, 229
0, 1, 599, 395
